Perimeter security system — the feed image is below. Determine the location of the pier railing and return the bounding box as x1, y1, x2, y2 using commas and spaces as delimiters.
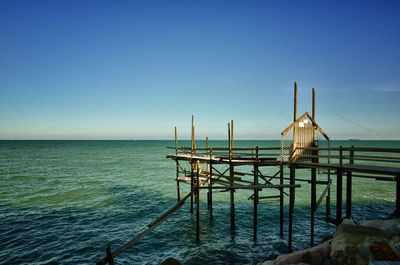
167, 146, 282, 160
295, 146, 400, 170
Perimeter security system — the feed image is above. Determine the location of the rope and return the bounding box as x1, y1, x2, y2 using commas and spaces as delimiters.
254, 103, 290, 140
316, 104, 389, 140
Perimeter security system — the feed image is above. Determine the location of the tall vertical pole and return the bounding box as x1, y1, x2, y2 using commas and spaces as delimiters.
196, 167, 200, 242
396, 173, 400, 217
336, 169, 343, 225
209, 148, 213, 219
293, 82, 298, 159
337, 146, 343, 225
312, 87, 315, 121
231, 120, 234, 158
311, 88, 317, 246
175, 127, 180, 202
191, 115, 194, 156
230, 161, 235, 232
346, 146, 354, 218
294, 82, 298, 122
253, 146, 259, 241
190, 161, 194, 214
228, 122, 235, 232
228, 123, 231, 158
280, 163, 284, 238
206, 136, 210, 209
190, 116, 194, 213
288, 166, 295, 252
311, 168, 316, 246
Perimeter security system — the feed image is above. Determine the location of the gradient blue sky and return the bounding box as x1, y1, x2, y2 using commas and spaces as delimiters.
1, 0, 399, 140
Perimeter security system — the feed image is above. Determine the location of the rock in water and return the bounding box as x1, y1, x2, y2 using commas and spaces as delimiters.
274, 240, 331, 265
330, 223, 399, 265
160, 257, 182, 265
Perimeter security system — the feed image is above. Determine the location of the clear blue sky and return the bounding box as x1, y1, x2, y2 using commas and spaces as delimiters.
1, 0, 399, 140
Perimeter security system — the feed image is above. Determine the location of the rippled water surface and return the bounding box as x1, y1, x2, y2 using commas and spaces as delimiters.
1, 140, 399, 264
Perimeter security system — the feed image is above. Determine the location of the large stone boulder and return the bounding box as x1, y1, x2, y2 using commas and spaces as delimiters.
330, 222, 399, 265
362, 219, 400, 238
272, 240, 331, 265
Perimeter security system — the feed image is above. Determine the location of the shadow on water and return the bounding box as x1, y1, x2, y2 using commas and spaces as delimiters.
0, 182, 396, 265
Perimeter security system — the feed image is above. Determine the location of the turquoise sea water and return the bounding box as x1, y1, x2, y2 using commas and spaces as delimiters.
1, 140, 399, 264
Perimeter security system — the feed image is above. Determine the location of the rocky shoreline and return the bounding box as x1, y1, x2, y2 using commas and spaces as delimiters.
257, 218, 400, 265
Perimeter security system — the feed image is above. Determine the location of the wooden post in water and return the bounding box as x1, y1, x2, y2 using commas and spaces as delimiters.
346, 146, 354, 218
288, 165, 295, 252
396, 173, 400, 217
175, 127, 180, 202
230, 161, 235, 232
310, 92, 317, 246
310, 168, 316, 246
190, 115, 195, 213
228, 122, 235, 232
190, 161, 194, 214
253, 146, 259, 241
336, 169, 343, 224
336, 146, 343, 224
326, 148, 331, 219
280, 163, 284, 238
206, 136, 210, 209
106, 246, 114, 265
209, 148, 213, 219
196, 167, 200, 242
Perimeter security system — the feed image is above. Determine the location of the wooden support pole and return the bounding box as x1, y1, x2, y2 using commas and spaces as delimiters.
231, 120, 234, 158
346, 171, 352, 219
175, 126, 178, 155
336, 169, 343, 225
176, 164, 180, 202
293, 82, 298, 160
190, 161, 194, 214
196, 168, 200, 242
228, 122, 231, 159
280, 163, 284, 238
175, 127, 180, 202
228, 124, 235, 232
193, 126, 196, 155
209, 148, 213, 219
288, 166, 295, 252
396, 173, 400, 217
312, 87, 315, 121
191, 115, 194, 156
230, 161, 235, 232
311, 168, 316, 246
326, 168, 331, 219
206, 136, 209, 208
294, 82, 298, 122
253, 146, 259, 242
106, 246, 115, 265
346, 146, 354, 218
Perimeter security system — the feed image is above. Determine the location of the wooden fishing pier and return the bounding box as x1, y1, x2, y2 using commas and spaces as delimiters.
97, 83, 400, 265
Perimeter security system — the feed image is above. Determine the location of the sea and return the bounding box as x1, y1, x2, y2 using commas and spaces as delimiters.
1, 140, 399, 265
